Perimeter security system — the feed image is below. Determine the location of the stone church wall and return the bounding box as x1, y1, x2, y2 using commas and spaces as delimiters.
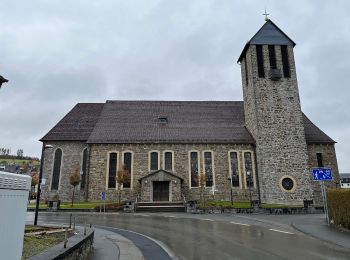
87, 143, 257, 202
307, 144, 339, 206
41, 141, 88, 202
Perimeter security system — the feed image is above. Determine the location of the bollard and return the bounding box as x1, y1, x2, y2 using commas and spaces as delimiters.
84, 221, 87, 236
73, 217, 75, 231
90, 223, 92, 228
64, 227, 68, 248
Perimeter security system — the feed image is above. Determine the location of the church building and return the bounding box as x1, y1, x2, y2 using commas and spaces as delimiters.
41, 19, 339, 207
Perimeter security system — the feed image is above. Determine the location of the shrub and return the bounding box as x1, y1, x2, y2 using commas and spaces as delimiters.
94, 202, 124, 212
327, 189, 350, 230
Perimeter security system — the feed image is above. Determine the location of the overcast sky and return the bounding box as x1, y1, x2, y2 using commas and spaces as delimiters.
0, 1, 349, 172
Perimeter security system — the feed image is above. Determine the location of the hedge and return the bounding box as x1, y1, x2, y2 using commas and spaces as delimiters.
327, 189, 350, 229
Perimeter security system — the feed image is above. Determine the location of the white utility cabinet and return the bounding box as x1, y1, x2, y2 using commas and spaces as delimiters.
0, 171, 31, 260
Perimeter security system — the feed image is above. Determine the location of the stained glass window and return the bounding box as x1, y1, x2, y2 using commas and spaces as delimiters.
230, 152, 240, 187
164, 152, 173, 171
80, 148, 88, 189
51, 149, 62, 190
190, 152, 199, 187
204, 152, 213, 187
123, 152, 132, 188
150, 152, 159, 171
108, 153, 117, 189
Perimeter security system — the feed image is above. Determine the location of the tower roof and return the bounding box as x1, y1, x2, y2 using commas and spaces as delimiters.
238, 20, 296, 62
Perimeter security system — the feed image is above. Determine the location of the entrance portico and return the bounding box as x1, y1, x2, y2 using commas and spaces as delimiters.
139, 170, 183, 202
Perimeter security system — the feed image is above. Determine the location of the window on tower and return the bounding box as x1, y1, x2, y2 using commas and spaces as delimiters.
268, 45, 277, 69
256, 45, 265, 78
281, 45, 291, 78
316, 153, 324, 167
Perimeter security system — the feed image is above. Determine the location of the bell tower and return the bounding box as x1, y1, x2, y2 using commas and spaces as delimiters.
238, 19, 313, 205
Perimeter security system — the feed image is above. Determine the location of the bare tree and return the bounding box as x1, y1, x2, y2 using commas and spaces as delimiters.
198, 171, 206, 207
69, 168, 81, 206
116, 164, 129, 205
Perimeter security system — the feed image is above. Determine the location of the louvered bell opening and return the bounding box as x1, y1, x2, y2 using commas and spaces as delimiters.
269, 68, 282, 81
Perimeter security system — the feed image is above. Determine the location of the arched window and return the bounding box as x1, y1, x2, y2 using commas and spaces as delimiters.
229, 152, 240, 187
150, 151, 159, 171
204, 151, 213, 187
51, 148, 62, 190
123, 152, 132, 188
164, 151, 173, 171
81, 148, 88, 189
108, 153, 118, 189
190, 151, 199, 187
244, 152, 253, 188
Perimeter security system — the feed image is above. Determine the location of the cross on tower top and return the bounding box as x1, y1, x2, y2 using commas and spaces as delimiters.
262, 8, 270, 21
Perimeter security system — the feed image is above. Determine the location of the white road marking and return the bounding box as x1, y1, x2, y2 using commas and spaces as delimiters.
268, 229, 294, 235
167, 216, 178, 218
202, 218, 214, 221
134, 214, 150, 217
230, 221, 250, 226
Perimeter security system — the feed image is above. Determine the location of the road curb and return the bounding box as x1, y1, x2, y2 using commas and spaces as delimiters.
96, 225, 178, 260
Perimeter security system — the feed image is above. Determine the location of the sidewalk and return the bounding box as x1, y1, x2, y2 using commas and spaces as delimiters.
92, 227, 144, 260
291, 214, 350, 249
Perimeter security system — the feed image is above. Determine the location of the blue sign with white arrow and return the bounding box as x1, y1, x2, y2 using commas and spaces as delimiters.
312, 168, 333, 181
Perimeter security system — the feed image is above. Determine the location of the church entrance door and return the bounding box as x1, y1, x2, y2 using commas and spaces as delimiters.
153, 181, 169, 201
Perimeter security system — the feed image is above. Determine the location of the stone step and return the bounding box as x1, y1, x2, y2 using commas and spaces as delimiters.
137, 202, 183, 207
136, 201, 185, 212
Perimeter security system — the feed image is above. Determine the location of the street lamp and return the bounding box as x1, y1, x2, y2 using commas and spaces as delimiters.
34, 144, 53, 225
247, 171, 252, 207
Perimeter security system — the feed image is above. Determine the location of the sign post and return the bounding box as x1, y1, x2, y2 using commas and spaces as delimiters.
311, 168, 333, 224
101, 191, 106, 213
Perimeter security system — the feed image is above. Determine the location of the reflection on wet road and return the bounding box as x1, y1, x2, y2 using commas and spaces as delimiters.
27, 212, 350, 260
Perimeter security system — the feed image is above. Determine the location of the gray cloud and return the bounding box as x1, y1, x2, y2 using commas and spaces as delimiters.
0, 0, 349, 172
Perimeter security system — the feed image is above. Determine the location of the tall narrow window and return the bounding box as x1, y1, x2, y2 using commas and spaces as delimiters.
316, 153, 324, 167
150, 152, 159, 171
230, 152, 240, 187
51, 148, 62, 190
81, 148, 88, 189
281, 45, 290, 78
123, 152, 132, 188
204, 152, 213, 187
164, 152, 173, 171
244, 152, 253, 188
108, 153, 117, 189
256, 45, 265, 78
190, 152, 199, 187
268, 45, 277, 69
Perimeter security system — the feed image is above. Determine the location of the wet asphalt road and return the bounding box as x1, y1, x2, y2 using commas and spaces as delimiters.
26, 212, 350, 260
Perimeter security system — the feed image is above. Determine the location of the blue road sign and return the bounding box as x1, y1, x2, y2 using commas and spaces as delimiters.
101, 191, 106, 201
312, 168, 333, 181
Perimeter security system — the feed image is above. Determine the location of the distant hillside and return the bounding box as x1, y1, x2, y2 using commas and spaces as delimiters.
0, 155, 40, 165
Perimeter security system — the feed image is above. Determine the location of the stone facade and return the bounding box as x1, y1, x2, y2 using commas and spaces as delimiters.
41, 141, 88, 202
307, 144, 339, 206
241, 44, 313, 205
42, 142, 258, 202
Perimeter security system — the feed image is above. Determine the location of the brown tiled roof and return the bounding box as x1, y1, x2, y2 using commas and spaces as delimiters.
41, 101, 335, 144
87, 101, 254, 144
41, 103, 104, 141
